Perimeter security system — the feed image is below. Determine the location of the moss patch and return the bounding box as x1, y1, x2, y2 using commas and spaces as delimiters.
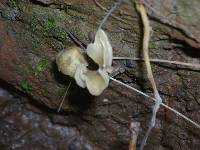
42, 89, 49, 97
19, 81, 32, 93
42, 18, 66, 40
35, 59, 49, 75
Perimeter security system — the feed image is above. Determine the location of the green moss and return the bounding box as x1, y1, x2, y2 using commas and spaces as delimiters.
22, 6, 72, 50
29, 17, 67, 51
42, 89, 49, 97
19, 4, 77, 52
45, 18, 56, 30
19, 81, 32, 93
35, 59, 49, 75
43, 18, 67, 40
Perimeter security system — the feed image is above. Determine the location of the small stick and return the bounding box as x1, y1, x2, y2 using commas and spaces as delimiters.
113, 57, 200, 70
136, 3, 162, 150
65, 30, 86, 50
94, 0, 129, 25
129, 121, 140, 150
57, 81, 72, 112
97, 0, 124, 30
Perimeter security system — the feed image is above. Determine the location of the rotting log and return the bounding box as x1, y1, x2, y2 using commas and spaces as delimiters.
0, 0, 200, 150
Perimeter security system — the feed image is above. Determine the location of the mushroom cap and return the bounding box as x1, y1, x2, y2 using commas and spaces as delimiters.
56, 47, 87, 77
75, 65, 109, 96
86, 29, 112, 67
74, 64, 87, 88
85, 68, 109, 96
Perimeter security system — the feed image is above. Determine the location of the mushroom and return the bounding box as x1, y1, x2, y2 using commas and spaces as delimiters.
75, 64, 109, 96
86, 29, 113, 67
56, 47, 87, 77
56, 29, 112, 96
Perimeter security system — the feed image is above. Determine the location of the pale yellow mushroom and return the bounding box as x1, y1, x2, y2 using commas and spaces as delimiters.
56, 29, 112, 96
75, 64, 109, 96
56, 47, 87, 77
85, 69, 109, 96
86, 29, 112, 67
74, 64, 87, 88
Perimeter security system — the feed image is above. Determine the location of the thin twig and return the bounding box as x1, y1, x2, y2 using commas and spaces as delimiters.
113, 57, 200, 70
57, 81, 72, 112
94, 0, 129, 25
136, 3, 162, 150
110, 77, 200, 129
97, 0, 124, 30
129, 121, 140, 150
65, 30, 86, 50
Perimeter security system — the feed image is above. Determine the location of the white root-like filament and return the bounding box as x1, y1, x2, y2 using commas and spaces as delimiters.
110, 77, 200, 129
57, 81, 72, 112
113, 57, 200, 70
